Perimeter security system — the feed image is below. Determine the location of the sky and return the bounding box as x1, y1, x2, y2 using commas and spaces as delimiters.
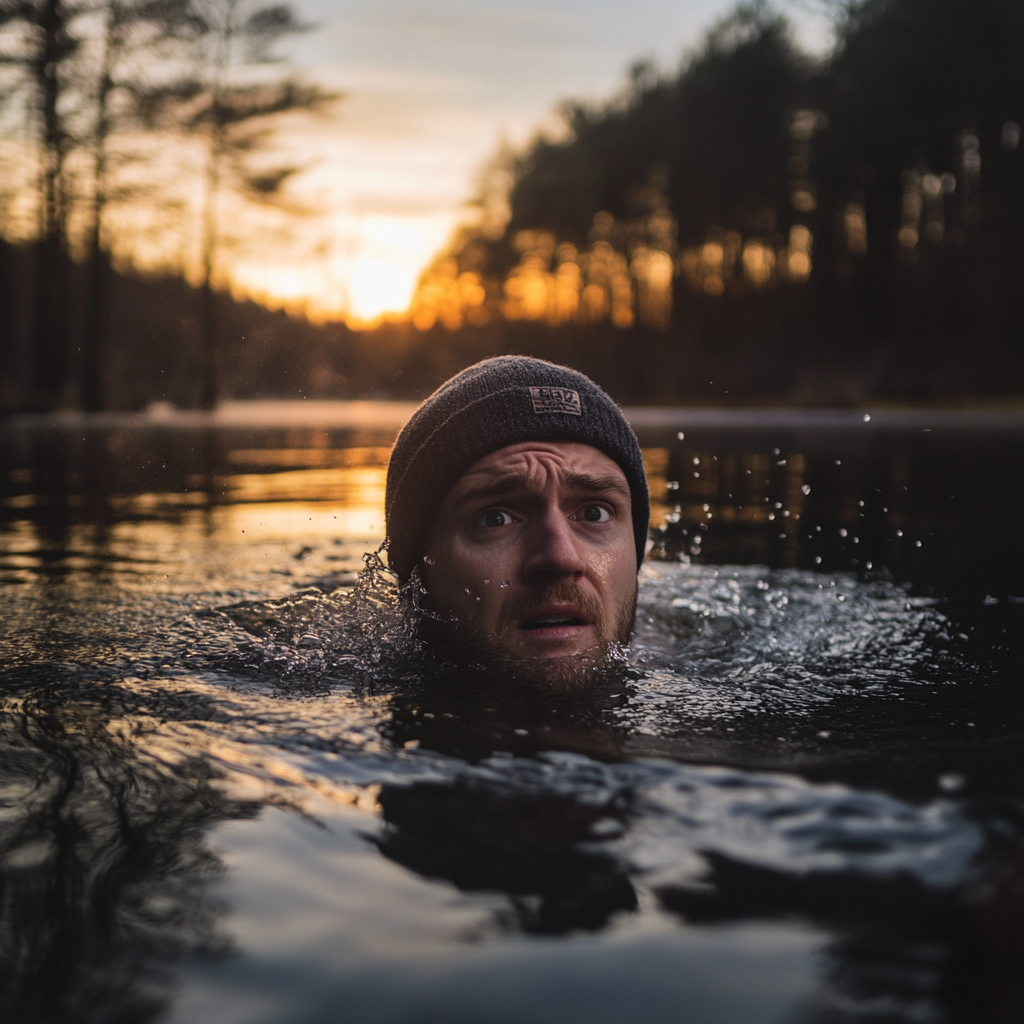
229, 0, 833, 324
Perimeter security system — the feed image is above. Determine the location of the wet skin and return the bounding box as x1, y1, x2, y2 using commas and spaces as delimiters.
420, 442, 639, 684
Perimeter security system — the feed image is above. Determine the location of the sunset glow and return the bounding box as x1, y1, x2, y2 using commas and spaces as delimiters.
231, 212, 458, 324
210, 0, 775, 326
0, 0, 833, 329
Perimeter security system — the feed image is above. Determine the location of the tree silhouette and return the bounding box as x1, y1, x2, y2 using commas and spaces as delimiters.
142, 0, 337, 409
82, 0, 203, 411
410, 0, 1024, 401
0, 0, 82, 408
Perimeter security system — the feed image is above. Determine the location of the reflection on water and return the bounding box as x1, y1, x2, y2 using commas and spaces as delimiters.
2, 416, 1024, 1023
0, 678, 252, 1023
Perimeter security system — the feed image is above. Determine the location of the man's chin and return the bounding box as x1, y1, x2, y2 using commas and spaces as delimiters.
479, 644, 628, 691
420, 617, 631, 690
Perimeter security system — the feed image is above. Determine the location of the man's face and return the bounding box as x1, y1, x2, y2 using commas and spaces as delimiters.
419, 442, 639, 687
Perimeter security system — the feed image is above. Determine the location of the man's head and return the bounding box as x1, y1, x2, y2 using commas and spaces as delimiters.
385, 356, 649, 687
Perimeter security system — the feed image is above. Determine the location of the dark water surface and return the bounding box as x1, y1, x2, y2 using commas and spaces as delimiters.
2, 408, 1023, 1024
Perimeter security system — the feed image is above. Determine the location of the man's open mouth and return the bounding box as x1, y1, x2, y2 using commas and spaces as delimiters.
515, 604, 595, 631
519, 614, 587, 630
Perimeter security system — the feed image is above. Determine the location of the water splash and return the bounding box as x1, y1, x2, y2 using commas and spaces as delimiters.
209, 547, 426, 689
626, 562, 960, 726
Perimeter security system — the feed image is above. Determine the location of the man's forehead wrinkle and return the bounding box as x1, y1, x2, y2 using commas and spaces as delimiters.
452, 451, 563, 501
450, 471, 533, 507
450, 464, 629, 510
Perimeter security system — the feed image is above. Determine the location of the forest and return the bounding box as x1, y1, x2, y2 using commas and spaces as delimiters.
2, 0, 1023, 410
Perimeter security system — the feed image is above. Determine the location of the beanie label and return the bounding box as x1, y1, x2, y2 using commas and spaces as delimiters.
529, 386, 582, 416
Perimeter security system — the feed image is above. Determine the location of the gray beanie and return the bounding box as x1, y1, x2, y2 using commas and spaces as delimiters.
385, 356, 649, 580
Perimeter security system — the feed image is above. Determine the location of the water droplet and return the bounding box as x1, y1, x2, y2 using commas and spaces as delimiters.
839, 528, 848, 537
801, 484, 811, 495
500, 581, 510, 588
863, 413, 871, 422
814, 555, 822, 564
938, 773, 965, 793
677, 431, 685, 440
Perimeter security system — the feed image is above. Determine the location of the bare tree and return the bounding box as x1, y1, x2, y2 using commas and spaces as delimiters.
145, 0, 336, 409
81, 0, 200, 410
0, 0, 81, 408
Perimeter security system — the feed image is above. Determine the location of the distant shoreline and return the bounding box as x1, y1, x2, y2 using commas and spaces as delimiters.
6, 400, 1024, 432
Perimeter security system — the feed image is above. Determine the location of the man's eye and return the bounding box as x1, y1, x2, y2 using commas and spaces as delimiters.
578, 504, 611, 523
475, 509, 515, 528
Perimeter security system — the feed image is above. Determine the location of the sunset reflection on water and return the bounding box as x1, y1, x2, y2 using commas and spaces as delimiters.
2, 412, 1022, 596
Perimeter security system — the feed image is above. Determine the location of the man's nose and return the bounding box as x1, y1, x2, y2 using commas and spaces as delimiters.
522, 510, 586, 582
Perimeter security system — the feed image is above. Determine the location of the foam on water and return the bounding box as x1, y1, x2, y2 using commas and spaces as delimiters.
625, 561, 963, 728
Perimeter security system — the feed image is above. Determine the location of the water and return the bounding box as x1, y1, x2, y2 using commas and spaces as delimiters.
2, 407, 1023, 1024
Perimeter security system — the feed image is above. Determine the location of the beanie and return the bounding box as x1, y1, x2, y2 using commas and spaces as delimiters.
385, 356, 649, 580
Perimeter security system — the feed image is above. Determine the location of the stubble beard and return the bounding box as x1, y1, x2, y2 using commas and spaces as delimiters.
423, 578, 638, 691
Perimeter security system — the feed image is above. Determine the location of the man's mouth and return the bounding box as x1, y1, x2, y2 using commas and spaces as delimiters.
520, 614, 586, 630
516, 605, 594, 633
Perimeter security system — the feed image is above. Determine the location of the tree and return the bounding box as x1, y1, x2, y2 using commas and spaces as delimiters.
0, 0, 197, 408
82, 0, 201, 411
0, 0, 82, 407
145, 0, 336, 409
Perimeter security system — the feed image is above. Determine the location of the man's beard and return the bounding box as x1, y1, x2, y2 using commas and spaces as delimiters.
422, 579, 638, 691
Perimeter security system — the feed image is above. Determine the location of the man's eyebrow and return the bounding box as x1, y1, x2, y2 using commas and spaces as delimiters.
562, 473, 631, 499
451, 473, 531, 506
452, 471, 630, 506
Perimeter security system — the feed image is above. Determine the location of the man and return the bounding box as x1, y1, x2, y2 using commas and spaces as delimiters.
385, 356, 649, 689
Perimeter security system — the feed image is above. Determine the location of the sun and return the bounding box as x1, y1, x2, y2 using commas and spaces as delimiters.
227, 212, 458, 326
343, 215, 456, 325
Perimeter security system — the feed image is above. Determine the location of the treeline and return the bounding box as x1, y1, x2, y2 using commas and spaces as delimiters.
0, 237, 429, 407
409, 0, 1024, 403
4, 0, 1024, 411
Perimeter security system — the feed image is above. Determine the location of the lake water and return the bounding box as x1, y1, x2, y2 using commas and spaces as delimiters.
2, 404, 1023, 1024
